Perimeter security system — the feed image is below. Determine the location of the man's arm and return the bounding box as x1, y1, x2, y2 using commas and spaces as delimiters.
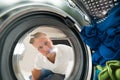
31, 68, 42, 80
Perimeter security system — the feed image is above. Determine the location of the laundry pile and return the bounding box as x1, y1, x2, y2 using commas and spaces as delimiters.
94, 60, 120, 80
80, 4, 120, 80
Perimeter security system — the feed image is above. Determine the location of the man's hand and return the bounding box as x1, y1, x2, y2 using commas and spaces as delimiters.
31, 68, 41, 80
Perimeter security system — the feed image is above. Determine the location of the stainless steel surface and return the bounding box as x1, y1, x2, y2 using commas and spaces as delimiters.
0, 0, 89, 27
0, 0, 92, 80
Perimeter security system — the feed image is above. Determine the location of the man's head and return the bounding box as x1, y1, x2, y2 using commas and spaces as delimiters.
29, 32, 53, 56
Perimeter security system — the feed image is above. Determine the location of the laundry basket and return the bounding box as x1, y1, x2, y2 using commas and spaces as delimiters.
72, 0, 120, 22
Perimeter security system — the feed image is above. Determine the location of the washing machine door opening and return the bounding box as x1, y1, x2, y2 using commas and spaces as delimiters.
0, 10, 91, 80
13, 26, 76, 80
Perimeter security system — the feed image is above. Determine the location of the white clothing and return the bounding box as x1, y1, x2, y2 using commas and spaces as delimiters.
34, 44, 74, 75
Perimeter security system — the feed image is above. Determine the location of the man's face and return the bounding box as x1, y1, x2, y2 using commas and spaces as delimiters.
33, 36, 53, 57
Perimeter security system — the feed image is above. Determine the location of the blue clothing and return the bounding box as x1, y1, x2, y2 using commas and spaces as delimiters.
38, 69, 53, 80
29, 69, 65, 80
80, 3, 120, 66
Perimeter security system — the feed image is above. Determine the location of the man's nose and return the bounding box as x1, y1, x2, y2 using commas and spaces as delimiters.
43, 46, 50, 51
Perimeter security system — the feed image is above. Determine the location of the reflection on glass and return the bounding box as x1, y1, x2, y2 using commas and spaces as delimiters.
13, 26, 75, 80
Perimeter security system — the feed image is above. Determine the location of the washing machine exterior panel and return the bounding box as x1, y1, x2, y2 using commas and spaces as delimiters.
0, 0, 89, 28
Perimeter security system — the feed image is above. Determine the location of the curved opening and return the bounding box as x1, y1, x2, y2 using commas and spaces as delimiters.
0, 11, 91, 80
13, 26, 75, 80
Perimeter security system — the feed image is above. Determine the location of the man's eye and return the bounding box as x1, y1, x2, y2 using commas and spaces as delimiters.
45, 42, 48, 45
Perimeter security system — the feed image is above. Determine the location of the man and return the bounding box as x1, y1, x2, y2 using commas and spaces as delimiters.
29, 32, 74, 80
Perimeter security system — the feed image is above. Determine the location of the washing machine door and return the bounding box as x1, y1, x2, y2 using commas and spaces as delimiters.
0, 0, 92, 80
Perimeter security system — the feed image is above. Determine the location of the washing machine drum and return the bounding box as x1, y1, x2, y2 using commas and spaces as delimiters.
0, 0, 92, 80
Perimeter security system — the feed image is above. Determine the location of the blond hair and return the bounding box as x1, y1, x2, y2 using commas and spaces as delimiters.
29, 32, 47, 44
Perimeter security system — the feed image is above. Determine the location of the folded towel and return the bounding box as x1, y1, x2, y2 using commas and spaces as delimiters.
98, 60, 120, 80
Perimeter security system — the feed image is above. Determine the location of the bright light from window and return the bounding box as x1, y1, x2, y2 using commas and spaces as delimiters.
14, 43, 25, 55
